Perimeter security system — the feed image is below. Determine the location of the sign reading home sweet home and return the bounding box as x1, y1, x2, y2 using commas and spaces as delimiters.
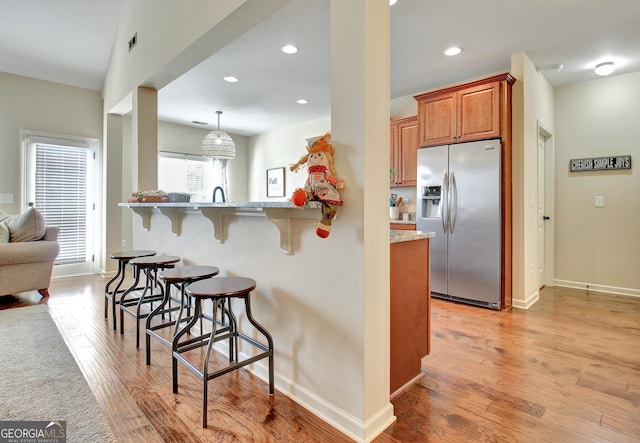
569, 155, 631, 172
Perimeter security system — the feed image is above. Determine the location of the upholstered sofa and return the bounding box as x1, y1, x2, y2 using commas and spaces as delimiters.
0, 209, 60, 297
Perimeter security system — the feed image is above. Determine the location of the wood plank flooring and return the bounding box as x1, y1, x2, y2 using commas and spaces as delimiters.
1, 277, 639, 442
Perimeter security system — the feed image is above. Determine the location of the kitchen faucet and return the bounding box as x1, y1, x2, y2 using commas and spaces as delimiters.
212, 186, 226, 202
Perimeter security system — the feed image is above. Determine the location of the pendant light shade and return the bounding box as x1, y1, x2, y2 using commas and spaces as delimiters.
202, 111, 236, 160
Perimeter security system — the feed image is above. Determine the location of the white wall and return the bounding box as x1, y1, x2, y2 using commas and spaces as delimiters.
0, 72, 102, 215
248, 116, 330, 201
554, 72, 640, 295
390, 94, 418, 120
510, 53, 555, 308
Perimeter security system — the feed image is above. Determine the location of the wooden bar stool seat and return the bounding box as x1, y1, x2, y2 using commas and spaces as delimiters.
145, 265, 220, 365
173, 276, 274, 428
104, 250, 156, 331
120, 255, 180, 348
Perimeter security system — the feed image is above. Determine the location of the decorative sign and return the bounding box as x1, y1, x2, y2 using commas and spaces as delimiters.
266, 167, 285, 197
570, 155, 631, 172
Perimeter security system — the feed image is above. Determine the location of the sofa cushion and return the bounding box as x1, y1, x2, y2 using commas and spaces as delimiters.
4, 208, 47, 242
0, 222, 9, 243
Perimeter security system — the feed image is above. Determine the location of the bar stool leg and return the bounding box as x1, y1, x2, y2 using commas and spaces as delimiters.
120, 264, 141, 336
243, 296, 275, 395
173, 298, 202, 394
135, 266, 157, 349
146, 279, 172, 365
104, 258, 126, 331
201, 300, 219, 428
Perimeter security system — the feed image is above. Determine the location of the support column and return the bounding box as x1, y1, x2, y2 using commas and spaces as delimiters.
133, 86, 158, 191
330, 0, 395, 441
104, 113, 124, 273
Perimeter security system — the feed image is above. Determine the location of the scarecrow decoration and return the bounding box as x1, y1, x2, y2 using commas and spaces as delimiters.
289, 133, 344, 238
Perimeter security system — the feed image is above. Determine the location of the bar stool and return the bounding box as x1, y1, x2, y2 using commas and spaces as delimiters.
173, 276, 274, 428
104, 250, 156, 331
145, 265, 220, 365
120, 255, 181, 348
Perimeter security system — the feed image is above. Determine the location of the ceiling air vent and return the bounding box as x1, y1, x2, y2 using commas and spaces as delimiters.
128, 33, 137, 52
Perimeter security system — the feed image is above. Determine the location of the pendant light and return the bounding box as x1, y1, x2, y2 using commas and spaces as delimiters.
202, 111, 236, 160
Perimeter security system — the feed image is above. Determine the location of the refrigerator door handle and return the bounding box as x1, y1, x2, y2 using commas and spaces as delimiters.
441, 169, 448, 234
449, 169, 457, 234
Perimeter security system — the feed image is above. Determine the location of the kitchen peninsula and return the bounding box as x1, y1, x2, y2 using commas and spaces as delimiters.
120, 202, 434, 402
390, 229, 434, 397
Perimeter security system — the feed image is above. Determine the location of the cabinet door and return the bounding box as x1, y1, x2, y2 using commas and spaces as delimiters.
397, 117, 418, 186
417, 92, 456, 147
457, 81, 500, 142
390, 121, 399, 186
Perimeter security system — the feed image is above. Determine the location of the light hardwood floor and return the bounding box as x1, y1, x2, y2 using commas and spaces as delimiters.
1, 276, 638, 442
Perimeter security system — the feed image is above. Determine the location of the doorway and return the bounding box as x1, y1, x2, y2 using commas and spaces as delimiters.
537, 122, 554, 289
22, 131, 99, 277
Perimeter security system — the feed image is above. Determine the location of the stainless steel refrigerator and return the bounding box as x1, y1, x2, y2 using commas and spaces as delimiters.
416, 138, 501, 309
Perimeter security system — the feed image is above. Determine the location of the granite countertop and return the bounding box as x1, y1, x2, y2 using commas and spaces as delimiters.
119, 201, 321, 209
390, 229, 435, 244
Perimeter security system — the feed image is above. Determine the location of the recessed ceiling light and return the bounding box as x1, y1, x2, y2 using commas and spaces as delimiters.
223, 76, 238, 83
389, 0, 398, 5
281, 45, 298, 54
594, 61, 615, 76
444, 47, 463, 56
296, 99, 308, 105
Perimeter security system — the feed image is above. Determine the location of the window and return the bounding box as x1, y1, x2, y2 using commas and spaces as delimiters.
157, 151, 226, 202
22, 131, 98, 276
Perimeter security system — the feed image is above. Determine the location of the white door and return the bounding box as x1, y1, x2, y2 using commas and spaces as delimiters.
23, 132, 98, 277
537, 137, 547, 288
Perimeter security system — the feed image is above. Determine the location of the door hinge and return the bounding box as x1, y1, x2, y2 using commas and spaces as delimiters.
92, 254, 95, 262
93, 203, 96, 210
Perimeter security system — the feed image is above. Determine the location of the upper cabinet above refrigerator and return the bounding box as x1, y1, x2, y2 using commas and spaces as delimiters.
414, 73, 515, 148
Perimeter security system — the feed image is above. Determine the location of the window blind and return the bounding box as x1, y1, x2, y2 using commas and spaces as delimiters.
34, 143, 90, 265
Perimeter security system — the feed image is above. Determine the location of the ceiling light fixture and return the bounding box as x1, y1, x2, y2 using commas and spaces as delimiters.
594, 61, 615, 76
281, 44, 298, 54
444, 46, 463, 56
202, 111, 235, 160
223, 76, 238, 83
389, 0, 398, 5
296, 99, 308, 105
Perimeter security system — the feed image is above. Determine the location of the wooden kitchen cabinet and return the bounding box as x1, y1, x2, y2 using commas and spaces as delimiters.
390, 237, 430, 397
390, 223, 415, 231
390, 116, 418, 187
414, 73, 514, 148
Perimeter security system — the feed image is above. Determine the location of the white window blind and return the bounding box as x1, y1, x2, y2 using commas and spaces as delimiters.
34, 142, 91, 265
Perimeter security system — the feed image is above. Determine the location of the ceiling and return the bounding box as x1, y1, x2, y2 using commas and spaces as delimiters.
2, 0, 639, 136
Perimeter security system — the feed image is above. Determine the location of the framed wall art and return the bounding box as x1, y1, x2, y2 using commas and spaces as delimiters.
266, 167, 285, 197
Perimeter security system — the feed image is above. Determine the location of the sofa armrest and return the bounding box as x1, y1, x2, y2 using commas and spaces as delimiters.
43, 226, 60, 241
0, 240, 60, 266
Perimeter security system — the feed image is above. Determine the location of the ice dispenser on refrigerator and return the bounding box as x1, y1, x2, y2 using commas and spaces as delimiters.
421, 186, 441, 219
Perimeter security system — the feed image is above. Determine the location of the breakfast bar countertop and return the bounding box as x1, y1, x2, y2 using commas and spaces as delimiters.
390, 229, 435, 244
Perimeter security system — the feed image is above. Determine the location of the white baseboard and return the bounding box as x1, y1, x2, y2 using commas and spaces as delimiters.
512, 290, 539, 310
215, 343, 395, 443
554, 279, 640, 298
